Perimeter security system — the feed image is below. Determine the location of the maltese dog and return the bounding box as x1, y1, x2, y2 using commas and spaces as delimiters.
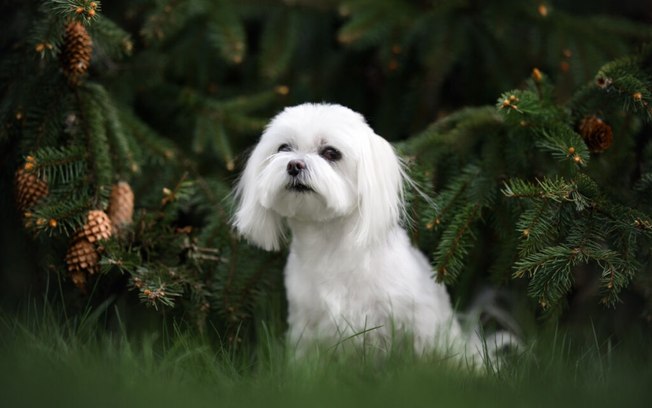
233, 103, 512, 363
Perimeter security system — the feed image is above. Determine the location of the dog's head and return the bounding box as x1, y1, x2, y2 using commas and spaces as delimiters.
233, 103, 404, 250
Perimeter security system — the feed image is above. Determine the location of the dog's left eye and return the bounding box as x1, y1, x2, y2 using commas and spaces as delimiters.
277, 144, 292, 152
320, 146, 342, 162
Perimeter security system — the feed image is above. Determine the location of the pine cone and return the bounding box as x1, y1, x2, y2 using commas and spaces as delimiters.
65, 238, 99, 274
61, 21, 93, 85
76, 210, 113, 243
108, 182, 134, 233
70, 270, 88, 292
579, 115, 613, 153
65, 238, 98, 292
15, 167, 48, 211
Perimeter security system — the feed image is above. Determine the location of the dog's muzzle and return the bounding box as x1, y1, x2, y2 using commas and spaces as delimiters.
286, 159, 313, 192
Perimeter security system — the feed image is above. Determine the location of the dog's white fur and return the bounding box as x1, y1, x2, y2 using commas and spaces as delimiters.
234, 103, 493, 360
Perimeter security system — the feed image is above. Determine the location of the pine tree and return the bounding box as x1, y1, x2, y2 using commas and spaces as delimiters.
401, 52, 652, 318
0, 0, 287, 341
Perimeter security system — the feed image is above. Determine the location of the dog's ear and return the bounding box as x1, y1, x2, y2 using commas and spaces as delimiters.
354, 131, 405, 247
232, 146, 284, 251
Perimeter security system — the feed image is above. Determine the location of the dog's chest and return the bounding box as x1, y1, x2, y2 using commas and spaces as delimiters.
284, 250, 396, 323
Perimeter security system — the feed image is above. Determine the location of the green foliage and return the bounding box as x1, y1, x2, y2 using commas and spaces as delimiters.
88, 16, 132, 61
259, 9, 300, 81
77, 84, 114, 204
186, 87, 281, 169
405, 46, 652, 312
504, 175, 647, 308
207, 0, 247, 65
0, 0, 286, 341
333, 0, 651, 134
27, 146, 85, 184
2, 0, 652, 348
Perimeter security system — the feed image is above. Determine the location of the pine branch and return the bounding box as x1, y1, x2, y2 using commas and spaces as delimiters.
77, 83, 113, 206
258, 9, 299, 80
28, 194, 90, 237
192, 114, 214, 155
210, 123, 234, 172
634, 172, 652, 196
434, 202, 481, 283
28, 5, 68, 56
503, 177, 586, 206
425, 164, 480, 228
186, 88, 282, 170
515, 245, 577, 308
398, 107, 503, 158
534, 125, 589, 168
337, 0, 417, 46
217, 89, 282, 113
585, 246, 637, 306
128, 264, 185, 311
27, 146, 85, 185
47, 0, 102, 22
119, 110, 178, 166
506, 171, 649, 309
140, 0, 205, 45
21, 76, 71, 149
91, 86, 140, 177
222, 113, 268, 134
87, 15, 132, 61
207, 0, 246, 64
594, 50, 652, 121
516, 202, 558, 257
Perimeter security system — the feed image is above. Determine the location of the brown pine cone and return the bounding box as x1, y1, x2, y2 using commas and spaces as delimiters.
61, 21, 93, 85
76, 210, 113, 243
65, 238, 100, 293
108, 182, 134, 233
65, 238, 100, 275
578, 115, 613, 153
15, 167, 48, 211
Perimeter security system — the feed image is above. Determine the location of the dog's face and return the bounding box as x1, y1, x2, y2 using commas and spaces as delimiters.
234, 103, 404, 251
246, 104, 360, 222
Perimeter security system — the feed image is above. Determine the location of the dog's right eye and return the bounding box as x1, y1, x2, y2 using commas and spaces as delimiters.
277, 144, 292, 152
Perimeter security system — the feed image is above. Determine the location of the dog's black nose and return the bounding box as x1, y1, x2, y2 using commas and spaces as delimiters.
286, 160, 306, 177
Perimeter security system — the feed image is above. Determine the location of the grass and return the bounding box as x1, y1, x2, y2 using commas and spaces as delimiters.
1, 301, 651, 408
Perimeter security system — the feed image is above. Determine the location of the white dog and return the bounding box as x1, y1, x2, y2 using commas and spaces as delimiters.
233, 103, 508, 362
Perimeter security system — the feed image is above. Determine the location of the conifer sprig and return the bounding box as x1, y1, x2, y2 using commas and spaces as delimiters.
77, 84, 113, 206
434, 202, 482, 283
259, 9, 300, 80
29, 195, 90, 237
88, 16, 132, 60
27, 146, 85, 184
504, 174, 650, 307
594, 50, 652, 121
534, 127, 589, 168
